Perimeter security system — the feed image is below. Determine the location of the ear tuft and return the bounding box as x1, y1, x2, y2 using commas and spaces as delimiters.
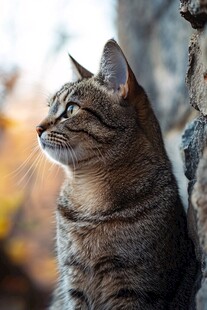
69, 54, 93, 82
98, 40, 129, 98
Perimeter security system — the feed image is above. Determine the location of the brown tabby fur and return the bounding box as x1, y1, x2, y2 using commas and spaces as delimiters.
37, 40, 198, 309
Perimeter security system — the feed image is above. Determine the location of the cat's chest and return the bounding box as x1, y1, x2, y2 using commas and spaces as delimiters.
60, 171, 114, 216
56, 210, 103, 268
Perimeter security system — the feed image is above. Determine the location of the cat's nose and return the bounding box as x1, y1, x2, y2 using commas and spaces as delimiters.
36, 125, 44, 137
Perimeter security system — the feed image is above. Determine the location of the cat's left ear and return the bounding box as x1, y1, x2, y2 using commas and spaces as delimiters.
69, 54, 93, 81
98, 39, 132, 99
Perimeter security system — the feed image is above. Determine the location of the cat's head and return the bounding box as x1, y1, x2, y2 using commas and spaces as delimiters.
36, 40, 163, 169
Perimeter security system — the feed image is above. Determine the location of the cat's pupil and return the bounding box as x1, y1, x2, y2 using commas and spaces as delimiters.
62, 103, 79, 119
68, 105, 74, 114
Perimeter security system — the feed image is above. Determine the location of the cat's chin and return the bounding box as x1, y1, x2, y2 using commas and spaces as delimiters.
38, 145, 75, 167
44, 148, 77, 166
41, 145, 98, 170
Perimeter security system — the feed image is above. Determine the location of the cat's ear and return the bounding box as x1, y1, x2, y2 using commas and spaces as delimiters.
69, 54, 93, 81
98, 39, 132, 99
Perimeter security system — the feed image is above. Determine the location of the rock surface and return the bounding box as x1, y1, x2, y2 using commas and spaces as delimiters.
180, 0, 207, 309
182, 116, 207, 182
180, 0, 207, 29
186, 32, 207, 114
192, 147, 207, 310
118, 0, 191, 132
182, 115, 207, 262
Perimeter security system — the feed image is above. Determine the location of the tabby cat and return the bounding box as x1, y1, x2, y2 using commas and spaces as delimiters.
36, 40, 198, 309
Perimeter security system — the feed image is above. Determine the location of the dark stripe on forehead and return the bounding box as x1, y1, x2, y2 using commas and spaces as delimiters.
63, 89, 70, 101
50, 100, 59, 114
57, 87, 70, 102
57, 81, 77, 98
49, 87, 72, 115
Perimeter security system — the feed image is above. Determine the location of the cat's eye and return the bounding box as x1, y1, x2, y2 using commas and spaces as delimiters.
63, 103, 80, 118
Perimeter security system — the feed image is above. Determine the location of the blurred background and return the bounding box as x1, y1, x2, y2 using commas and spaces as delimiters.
0, 0, 196, 309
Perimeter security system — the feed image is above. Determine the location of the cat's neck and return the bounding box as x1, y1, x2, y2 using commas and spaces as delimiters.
63, 162, 116, 214
61, 145, 165, 218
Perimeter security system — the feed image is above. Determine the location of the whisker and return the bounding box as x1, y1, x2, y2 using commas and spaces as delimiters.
69, 145, 76, 179
33, 152, 45, 191
24, 161, 43, 190
62, 141, 77, 177
52, 156, 61, 180
94, 145, 106, 165
18, 151, 43, 185
49, 159, 57, 172
5, 145, 40, 179
68, 144, 76, 175
40, 154, 48, 188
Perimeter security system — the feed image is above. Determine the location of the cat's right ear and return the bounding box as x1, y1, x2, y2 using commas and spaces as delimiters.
69, 54, 93, 82
97, 39, 132, 99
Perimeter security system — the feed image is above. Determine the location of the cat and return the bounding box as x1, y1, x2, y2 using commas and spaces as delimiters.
36, 40, 199, 309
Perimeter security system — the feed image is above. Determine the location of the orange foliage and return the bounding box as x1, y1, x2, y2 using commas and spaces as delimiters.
0, 86, 63, 293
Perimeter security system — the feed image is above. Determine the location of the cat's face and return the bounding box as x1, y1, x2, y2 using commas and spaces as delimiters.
36, 40, 147, 169
37, 79, 137, 167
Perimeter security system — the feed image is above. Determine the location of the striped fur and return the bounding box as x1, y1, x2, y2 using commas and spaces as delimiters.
37, 40, 198, 309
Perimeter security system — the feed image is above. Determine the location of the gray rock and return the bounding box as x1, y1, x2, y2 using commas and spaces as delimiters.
186, 31, 207, 115
180, 1, 207, 308
182, 115, 207, 181
180, 0, 207, 29
192, 147, 207, 310
181, 116, 207, 263
196, 278, 207, 310
118, 0, 191, 132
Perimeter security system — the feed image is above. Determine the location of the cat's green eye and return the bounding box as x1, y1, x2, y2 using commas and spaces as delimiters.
65, 103, 80, 118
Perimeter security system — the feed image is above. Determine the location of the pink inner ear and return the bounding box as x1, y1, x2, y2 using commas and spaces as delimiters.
98, 40, 129, 93
119, 83, 129, 99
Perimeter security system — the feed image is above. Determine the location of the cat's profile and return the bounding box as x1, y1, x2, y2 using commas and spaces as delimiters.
36, 40, 198, 309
